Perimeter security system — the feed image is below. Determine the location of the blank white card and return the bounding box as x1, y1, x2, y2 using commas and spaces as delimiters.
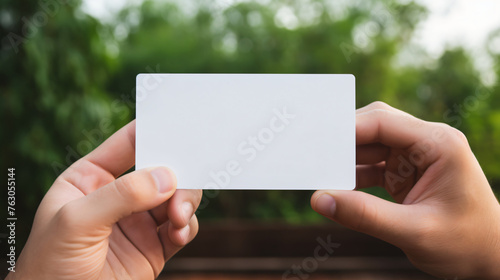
136, 74, 355, 190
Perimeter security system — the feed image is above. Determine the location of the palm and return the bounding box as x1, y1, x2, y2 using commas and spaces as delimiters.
33, 160, 159, 279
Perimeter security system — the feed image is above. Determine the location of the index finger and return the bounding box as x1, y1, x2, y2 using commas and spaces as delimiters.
355, 103, 449, 169
83, 120, 137, 178
356, 109, 427, 148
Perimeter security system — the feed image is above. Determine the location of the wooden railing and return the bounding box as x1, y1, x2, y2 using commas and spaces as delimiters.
161, 221, 438, 279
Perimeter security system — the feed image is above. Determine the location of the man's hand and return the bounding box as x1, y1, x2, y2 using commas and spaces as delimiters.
8, 121, 202, 280
311, 102, 500, 279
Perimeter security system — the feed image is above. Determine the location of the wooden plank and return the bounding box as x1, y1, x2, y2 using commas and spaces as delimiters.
160, 272, 438, 280
164, 257, 418, 271
175, 221, 404, 258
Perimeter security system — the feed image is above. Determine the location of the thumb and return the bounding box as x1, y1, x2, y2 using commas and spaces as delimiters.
63, 167, 177, 231
311, 190, 418, 247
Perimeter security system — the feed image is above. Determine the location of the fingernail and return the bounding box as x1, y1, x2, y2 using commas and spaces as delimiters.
315, 194, 337, 217
182, 202, 193, 223
151, 168, 173, 193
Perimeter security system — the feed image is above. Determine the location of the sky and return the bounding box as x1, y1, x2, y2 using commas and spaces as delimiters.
412, 0, 500, 84
81, 0, 500, 84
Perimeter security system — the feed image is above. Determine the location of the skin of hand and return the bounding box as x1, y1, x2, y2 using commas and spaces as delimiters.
311, 102, 500, 279
7, 121, 202, 280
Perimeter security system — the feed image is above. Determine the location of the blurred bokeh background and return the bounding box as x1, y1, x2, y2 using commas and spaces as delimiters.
1, 0, 500, 278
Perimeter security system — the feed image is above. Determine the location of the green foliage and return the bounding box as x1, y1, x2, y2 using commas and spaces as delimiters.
2, 0, 500, 233
1, 0, 125, 247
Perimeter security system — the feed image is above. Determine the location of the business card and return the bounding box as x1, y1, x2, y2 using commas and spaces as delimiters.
136, 74, 355, 190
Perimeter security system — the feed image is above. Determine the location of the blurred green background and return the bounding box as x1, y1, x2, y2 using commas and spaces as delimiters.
1, 0, 500, 251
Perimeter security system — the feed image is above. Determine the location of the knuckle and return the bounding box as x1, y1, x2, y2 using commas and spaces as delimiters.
370, 101, 392, 110
404, 114, 425, 129
114, 176, 148, 203
436, 123, 469, 148
451, 127, 469, 145
370, 108, 391, 119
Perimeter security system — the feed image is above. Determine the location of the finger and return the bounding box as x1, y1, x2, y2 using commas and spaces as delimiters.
356, 163, 385, 189
356, 161, 415, 203
384, 150, 418, 203
356, 101, 400, 114
108, 223, 156, 280
149, 200, 170, 226
150, 190, 202, 228
159, 215, 199, 262
357, 143, 390, 164
83, 120, 136, 178
356, 101, 414, 117
57, 121, 136, 196
149, 189, 202, 227
167, 215, 199, 246
356, 107, 445, 169
167, 189, 203, 228
62, 167, 177, 231
311, 190, 419, 248
117, 211, 165, 276
357, 108, 427, 148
